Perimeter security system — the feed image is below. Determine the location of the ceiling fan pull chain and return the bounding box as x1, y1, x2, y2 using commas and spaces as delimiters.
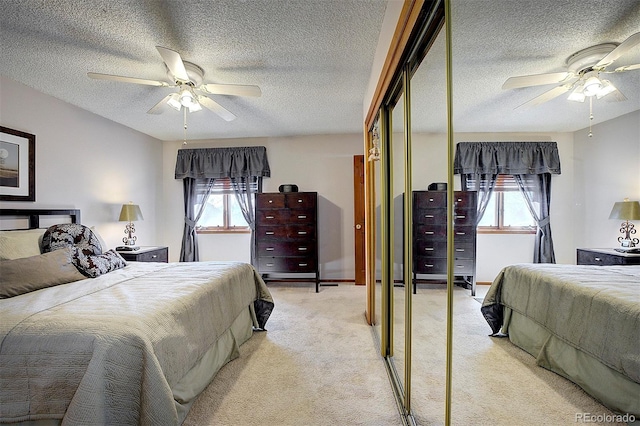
588, 96, 593, 138
183, 107, 188, 145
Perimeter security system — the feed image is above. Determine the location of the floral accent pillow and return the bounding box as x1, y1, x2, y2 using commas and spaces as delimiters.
74, 249, 127, 278
41, 223, 102, 256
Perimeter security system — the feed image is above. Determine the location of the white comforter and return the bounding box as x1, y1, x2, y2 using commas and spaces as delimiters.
0, 261, 272, 425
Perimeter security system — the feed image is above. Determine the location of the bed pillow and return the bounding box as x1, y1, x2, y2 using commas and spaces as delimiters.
0, 229, 46, 260
41, 223, 102, 256
0, 247, 86, 298
73, 249, 127, 278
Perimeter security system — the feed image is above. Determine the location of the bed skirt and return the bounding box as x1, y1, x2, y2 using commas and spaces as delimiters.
504, 307, 640, 416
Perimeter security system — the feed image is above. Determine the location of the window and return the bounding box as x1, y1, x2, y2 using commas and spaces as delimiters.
195, 177, 260, 233
477, 175, 536, 233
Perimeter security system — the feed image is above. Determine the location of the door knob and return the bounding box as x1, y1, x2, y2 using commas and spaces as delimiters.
355, 224, 362, 230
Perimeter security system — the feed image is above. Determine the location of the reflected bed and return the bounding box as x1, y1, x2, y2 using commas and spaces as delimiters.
481, 263, 639, 416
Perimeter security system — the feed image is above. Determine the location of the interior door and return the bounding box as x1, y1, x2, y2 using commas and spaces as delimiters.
353, 155, 365, 285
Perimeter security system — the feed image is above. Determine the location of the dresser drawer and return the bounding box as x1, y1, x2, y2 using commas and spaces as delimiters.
118, 246, 168, 263
414, 225, 475, 240
258, 257, 317, 273
256, 193, 285, 209
286, 192, 317, 209
414, 209, 476, 226
257, 240, 316, 257
256, 208, 315, 224
256, 224, 316, 239
413, 241, 475, 259
577, 249, 640, 265
414, 258, 474, 275
413, 191, 477, 210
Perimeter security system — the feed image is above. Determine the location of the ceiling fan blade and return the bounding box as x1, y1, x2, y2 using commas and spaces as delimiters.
502, 72, 572, 90
198, 96, 237, 121
603, 88, 627, 102
147, 94, 174, 114
595, 32, 640, 68
201, 83, 262, 97
156, 46, 189, 82
88, 72, 169, 87
516, 84, 571, 109
612, 63, 640, 72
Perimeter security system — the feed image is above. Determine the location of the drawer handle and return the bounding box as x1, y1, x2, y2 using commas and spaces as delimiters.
266, 215, 275, 219
265, 231, 275, 235
298, 231, 307, 235
424, 247, 434, 251
425, 214, 434, 218
151, 255, 157, 258
298, 247, 308, 251
457, 198, 462, 202
268, 200, 273, 203
594, 257, 601, 261
266, 247, 275, 251
298, 215, 307, 219
298, 263, 308, 267
298, 199, 303, 203
266, 263, 274, 267
428, 198, 434, 202
456, 215, 466, 219
455, 248, 464, 252
455, 265, 465, 268
425, 231, 434, 235
425, 264, 434, 267
456, 232, 466, 235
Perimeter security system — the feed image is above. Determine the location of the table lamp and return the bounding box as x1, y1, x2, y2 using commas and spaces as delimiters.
609, 198, 640, 248
119, 202, 144, 248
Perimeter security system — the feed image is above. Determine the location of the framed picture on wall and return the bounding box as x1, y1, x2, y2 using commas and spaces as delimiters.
0, 126, 35, 201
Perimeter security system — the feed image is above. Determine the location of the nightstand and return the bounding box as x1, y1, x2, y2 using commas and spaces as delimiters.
117, 246, 168, 263
576, 248, 640, 266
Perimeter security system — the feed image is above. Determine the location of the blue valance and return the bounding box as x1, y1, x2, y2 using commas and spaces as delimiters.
453, 142, 561, 175
175, 146, 271, 179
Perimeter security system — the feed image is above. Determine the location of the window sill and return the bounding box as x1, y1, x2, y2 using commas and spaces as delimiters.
478, 228, 536, 235
196, 228, 251, 234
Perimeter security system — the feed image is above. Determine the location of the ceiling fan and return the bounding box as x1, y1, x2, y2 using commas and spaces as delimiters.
88, 46, 261, 121
502, 32, 640, 109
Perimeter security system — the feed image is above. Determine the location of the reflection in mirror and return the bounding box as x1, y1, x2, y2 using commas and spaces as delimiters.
409, 29, 450, 425
373, 120, 382, 344
391, 92, 406, 393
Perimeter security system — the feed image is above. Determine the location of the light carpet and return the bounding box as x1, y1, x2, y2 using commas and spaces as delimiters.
183, 283, 627, 426
183, 283, 401, 426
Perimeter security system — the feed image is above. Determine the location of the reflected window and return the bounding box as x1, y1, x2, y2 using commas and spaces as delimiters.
477, 175, 536, 233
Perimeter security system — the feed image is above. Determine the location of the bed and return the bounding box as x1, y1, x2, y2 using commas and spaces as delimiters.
481, 263, 639, 417
0, 209, 274, 425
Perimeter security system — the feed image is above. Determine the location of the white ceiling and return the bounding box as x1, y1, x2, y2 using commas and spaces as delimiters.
1, 0, 639, 141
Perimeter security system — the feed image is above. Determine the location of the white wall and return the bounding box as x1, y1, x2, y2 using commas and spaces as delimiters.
0, 75, 163, 249
161, 134, 363, 279
573, 110, 640, 249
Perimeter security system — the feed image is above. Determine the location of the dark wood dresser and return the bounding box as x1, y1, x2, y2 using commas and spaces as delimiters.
412, 190, 478, 295
255, 192, 320, 292
576, 248, 640, 265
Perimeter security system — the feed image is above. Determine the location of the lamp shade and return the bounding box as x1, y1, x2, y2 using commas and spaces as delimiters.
609, 199, 640, 220
119, 203, 144, 222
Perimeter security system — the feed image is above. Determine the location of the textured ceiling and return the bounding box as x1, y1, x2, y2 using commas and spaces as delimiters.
1, 0, 639, 141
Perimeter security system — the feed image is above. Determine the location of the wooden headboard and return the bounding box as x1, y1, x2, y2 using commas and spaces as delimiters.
0, 209, 81, 229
